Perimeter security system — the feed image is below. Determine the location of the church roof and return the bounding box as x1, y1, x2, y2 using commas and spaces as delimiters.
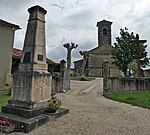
73, 45, 112, 64
88, 44, 112, 55
46, 58, 56, 65
73, 59, 83, 63
97, 20, 112, 27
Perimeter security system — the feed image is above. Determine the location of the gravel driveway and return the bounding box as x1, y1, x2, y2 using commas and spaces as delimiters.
8, 78, 150, 135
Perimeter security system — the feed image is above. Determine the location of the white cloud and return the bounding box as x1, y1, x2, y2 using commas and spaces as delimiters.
0, 0, 150, 67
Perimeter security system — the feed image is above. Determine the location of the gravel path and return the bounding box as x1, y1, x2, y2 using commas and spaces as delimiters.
8, 78, 150, 135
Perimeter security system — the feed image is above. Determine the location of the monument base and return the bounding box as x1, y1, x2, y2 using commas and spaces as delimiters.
0, 112, 48, 133
12, 70, 51, 109
0, 103, 49, 133
2, 104, 47, 118
45, 108, 69, 117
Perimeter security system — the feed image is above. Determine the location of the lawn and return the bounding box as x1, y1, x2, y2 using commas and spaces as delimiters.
0, 90, 11, 109
71, 75, 79, 80
104, 92, 150, 109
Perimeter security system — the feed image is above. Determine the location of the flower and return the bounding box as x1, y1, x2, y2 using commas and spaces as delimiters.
0, 120, 13, 126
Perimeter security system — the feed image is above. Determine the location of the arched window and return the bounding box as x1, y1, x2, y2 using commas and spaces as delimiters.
103, 28, 107, 35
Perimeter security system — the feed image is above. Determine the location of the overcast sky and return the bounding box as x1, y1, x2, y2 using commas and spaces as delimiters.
1, 0, 150, 67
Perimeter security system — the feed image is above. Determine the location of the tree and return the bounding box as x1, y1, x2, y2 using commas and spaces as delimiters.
127, 59, 138, 77
111, 28, 149, 76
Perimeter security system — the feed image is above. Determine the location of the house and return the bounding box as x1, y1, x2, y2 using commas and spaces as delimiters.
73, 59, 83, 76
12, 48, 59, 74
0, 19, 20, 89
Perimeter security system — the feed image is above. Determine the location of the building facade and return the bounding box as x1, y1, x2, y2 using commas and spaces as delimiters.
12, 48, 58, 74
74, 20, 121, 77
0, 19, 20, 89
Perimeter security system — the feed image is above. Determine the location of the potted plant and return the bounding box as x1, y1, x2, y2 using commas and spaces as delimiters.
47, 93, 61, 113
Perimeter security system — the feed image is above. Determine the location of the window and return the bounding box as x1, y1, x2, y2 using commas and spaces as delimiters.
103, 28, 107, 35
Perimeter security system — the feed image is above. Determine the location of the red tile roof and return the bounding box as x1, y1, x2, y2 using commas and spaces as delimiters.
13, 48, 23, 58
12, 48, 56, 65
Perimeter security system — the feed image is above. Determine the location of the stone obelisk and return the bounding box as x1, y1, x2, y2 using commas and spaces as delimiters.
9, 5, 51, 109
0, 5, 51, 133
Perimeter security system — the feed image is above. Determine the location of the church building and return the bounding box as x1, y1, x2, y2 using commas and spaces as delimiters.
74, 20, 121, 77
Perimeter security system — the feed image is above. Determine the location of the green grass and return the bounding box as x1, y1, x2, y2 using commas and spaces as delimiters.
0, 90, 11, 109
104, 92, 150, 109
71, 76, 79, 80
71, 76, 95, 81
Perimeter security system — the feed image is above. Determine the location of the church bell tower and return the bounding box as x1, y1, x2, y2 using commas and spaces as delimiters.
97, 20, 112, 47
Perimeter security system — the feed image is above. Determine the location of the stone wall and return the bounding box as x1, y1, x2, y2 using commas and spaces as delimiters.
106, 77, 150, 93
143, 70, 150, 77
51, 73, 63, 93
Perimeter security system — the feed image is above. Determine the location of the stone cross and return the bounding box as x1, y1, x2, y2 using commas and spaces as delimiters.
102, 61, 109, 94
131, 34, 147, 77
63, 42, 78, 90
79, 51, 89, 76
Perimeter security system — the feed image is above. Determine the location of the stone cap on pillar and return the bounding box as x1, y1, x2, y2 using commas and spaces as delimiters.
103, 59, 108, 63
60, 59, 66, 64
28, 5, 47, 14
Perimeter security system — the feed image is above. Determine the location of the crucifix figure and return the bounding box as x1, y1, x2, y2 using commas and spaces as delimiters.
63, 42, 78, 90
79, 51, 89, 76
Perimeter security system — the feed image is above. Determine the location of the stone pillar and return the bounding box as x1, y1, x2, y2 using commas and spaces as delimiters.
0, 5, 51, 133
52, 60, 66, 93
60, 60, 66, 92
79, 51, 89, 76
8, 5, 51, 109
60, 60, 66, 78
102, 62, 109, 94
63, 43, 78, 90
19, 5, 48, 72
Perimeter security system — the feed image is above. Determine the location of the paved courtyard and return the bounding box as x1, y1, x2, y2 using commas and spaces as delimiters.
9, 78, 150, 135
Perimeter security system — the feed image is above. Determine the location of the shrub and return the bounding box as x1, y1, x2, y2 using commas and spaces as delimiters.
47, 93, 61, 111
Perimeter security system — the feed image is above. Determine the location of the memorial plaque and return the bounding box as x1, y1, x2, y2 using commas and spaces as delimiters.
38, 54, 43, 61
